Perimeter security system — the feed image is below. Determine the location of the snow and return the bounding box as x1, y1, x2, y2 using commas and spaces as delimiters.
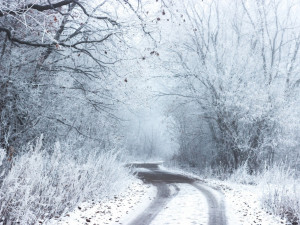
159, 165, 289, 225
206, 179, 288, 225
150, 183, 209, 225
46, 180, 156, 225
47, 165, 289, 225
133, 168, 152, 173
126, 161, 164, 165
158, 165, 203, 180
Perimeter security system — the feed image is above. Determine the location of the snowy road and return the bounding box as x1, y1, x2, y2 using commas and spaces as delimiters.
129, 163, 227, 225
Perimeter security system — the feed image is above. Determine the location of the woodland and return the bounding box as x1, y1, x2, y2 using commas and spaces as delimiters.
0, 0, 299, 224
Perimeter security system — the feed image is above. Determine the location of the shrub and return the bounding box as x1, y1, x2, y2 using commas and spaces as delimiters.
229, 161, 260, 185
0, 136, 132, 224
259, 164, 300, 224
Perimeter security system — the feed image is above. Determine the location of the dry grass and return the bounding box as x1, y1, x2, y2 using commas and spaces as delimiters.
0, 137, 132, 224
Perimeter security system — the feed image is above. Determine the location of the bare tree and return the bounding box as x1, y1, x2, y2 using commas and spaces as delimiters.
0, 0, 149, 154
164, 0, 300, 171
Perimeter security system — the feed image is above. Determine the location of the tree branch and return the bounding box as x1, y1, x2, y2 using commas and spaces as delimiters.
0, 27, 113, 48
0, 27, 51, 47
0, 0, 117, 25
0, 0, 74, 17
73, 1, 118, 25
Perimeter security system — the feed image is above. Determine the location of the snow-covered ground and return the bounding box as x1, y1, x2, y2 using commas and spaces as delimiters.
150, 183, 209, 225
206, 179, 288, 225
46, 179, 156, 225
161, 165, 291, 224
47, 167, 290, 225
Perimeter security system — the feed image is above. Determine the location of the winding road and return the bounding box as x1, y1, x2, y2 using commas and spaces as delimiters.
128, 163, 227, 225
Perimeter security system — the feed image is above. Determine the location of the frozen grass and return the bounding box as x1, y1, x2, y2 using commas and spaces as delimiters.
259, 164, 300, 224
229, 163, 300, 224
49, 180, 156, 225
0, 136, 133, 225
228, 162, 259, 185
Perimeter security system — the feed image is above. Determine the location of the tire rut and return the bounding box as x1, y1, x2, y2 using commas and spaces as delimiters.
129, 163, 227, 225
128, 182, 179, 225
192, 183, 227, 225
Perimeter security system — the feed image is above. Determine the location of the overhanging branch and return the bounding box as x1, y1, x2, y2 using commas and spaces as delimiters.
0, 27, 51, 47
0, 27, 113, 48
0, 0, 117, 25
0, 0, 74, 17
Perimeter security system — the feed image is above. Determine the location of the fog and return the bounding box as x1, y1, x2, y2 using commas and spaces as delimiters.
1, 0, 300, 223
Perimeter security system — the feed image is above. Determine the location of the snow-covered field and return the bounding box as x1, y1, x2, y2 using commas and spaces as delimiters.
47, 180, 156, 225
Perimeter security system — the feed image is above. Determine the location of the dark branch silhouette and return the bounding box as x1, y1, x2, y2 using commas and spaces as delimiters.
0, 27, 113, 48
0, 0, 117, 24
0, 0, 74, 17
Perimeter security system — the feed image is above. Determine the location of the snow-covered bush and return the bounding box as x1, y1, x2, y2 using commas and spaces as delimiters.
259, 164, 300, 224
228, 161, 261, 185
0, 137, 132, 224
229, 162, 300, 224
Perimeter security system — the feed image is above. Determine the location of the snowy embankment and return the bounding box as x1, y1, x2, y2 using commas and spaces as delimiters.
160, 165, 289, 225
48, 179, 156, 225
206, 179, 287, 225
48, 165, 293, 225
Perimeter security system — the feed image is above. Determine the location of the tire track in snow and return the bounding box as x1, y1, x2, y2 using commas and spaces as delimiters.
128, 183, 179, 225
192, 182, 227, 225
129, 163, 227, 225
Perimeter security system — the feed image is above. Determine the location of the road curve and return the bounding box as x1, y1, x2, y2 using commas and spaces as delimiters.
192, 183, 227, 225
128, 163, 227, 225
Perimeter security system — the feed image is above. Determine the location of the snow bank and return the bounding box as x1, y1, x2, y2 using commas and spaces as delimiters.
48, 180, 156, 225
206, 179, 287, 225
161, 164, 289, 225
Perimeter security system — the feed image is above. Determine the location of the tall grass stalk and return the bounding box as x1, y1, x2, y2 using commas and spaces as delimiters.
0, 137, 132, 224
